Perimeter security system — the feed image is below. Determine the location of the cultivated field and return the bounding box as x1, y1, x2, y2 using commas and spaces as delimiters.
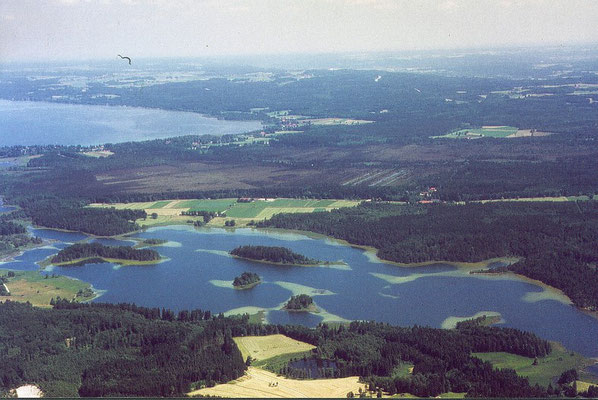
89, 198, 360, 227
187, 366, 366, 398
233, 334, 315, 362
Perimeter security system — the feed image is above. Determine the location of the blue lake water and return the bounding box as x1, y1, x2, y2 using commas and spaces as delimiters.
5, 225, 598, 358
0, 100, 262, 146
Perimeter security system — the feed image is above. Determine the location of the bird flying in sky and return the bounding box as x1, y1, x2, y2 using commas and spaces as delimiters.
117, 54, 131, 65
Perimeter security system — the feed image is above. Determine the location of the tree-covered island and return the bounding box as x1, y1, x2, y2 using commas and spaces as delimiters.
232, 272, 261, 289
230, 245, 322, 266
283, 294, 317, 312
51, 242, 161, 266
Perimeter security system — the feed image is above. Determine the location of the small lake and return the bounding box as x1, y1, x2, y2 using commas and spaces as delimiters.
5, 225, 598, 358
0, 100, 262, 146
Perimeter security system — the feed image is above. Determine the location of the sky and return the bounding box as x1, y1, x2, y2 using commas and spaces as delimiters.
1, 0, 597, 61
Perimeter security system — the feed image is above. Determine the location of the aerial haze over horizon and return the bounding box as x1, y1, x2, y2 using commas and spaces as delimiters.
1, 0, 597, 62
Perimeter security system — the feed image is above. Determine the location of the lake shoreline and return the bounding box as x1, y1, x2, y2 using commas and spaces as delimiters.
0, 99, 263, 146
257, 227, 592, 321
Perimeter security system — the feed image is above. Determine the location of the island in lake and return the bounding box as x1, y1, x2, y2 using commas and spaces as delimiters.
283, 294, 318, 312
232, 272, 261, 289
230, 245, 323, 266
50, 242, 161, 266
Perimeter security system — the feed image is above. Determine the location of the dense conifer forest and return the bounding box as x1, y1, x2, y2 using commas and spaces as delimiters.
0, 301, 245, 397
51, 242, 160, 264
230, 245, 319, 265
12, 197, 146, 236
261, 201, 598, 310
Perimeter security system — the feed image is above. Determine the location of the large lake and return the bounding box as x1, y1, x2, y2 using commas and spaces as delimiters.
4, 225, 598, 358
0, 100, 262, 146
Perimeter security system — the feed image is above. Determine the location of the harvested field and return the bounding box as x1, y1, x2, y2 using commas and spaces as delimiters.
187, 367, 366, 398
233, 334, 315, 362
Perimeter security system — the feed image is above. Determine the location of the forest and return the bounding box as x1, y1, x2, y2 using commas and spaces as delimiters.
0, 300, 577, 398
230, 245, 319, 265
260, 201, 598, 310
51, 242, 160, 264
12, 197, 146, 236
0, 301, 245, 397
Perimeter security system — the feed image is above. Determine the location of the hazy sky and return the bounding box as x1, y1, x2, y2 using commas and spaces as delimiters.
1, 0, 597, 61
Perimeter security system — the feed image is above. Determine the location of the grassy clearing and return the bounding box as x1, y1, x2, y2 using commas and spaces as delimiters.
233, 335, 316, 362
0, 269, 94, 307
391, 362, 414, 378
473, 342, 593, 387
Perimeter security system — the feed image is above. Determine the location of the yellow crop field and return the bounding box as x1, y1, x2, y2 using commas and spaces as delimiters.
187, 367, 366, 398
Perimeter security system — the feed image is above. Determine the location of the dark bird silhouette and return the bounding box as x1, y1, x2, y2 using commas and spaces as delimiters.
117, 54, 131, 65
